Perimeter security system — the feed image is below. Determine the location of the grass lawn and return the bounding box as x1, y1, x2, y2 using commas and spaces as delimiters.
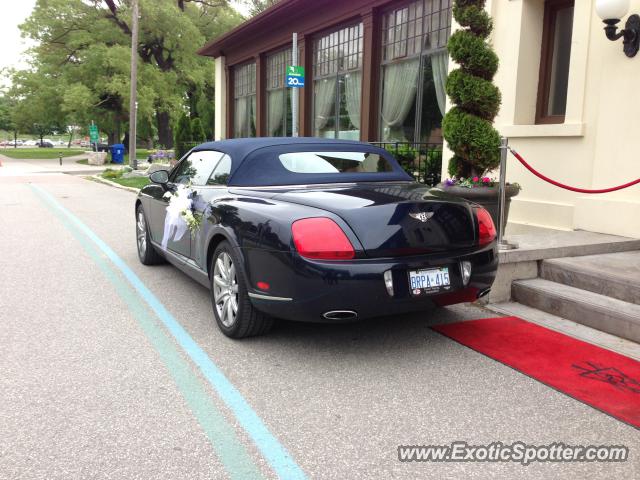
108, 176, 150, 189
1, 148, 86, 159
100, 167, 149, 190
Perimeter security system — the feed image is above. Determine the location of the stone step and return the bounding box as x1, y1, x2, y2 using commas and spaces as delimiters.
489, 301, 640, 360
498, 228, 640, 265
512, 278, 640, 344
540, 251, 640, 305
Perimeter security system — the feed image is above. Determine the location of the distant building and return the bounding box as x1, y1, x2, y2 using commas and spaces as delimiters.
200, 0, 640, 238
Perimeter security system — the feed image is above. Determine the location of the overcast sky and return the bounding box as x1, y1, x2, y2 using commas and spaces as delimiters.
0, 0, 249, 83
0, 1, 37, 75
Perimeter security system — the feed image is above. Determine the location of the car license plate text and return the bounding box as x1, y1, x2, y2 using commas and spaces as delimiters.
408, 267, 450, 295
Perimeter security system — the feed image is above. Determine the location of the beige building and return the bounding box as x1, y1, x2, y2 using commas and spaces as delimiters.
472, 0, 640, 238
202, 0, 639, 239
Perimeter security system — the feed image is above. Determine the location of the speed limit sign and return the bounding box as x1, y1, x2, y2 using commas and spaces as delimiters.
286, 65, 305, 88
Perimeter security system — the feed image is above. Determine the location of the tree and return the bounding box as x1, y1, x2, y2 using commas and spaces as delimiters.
242, 0, 280, 16
15, 0, 243, 147
174, 113, 193, 158
191, 117, 206, 143
442, 0, 501, 178
9, 70, 66, 144
0, 94, 17, 144
193, 84, 215, 139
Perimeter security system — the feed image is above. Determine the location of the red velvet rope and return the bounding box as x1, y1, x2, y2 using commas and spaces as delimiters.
509, 149, 640, 194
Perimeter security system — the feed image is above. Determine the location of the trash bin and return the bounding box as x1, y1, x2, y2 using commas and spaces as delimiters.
110, 144, 125, 164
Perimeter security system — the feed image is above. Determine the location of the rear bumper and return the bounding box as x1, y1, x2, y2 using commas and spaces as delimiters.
242, 244, 498, 323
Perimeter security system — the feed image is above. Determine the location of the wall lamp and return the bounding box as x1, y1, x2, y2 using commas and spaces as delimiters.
596, 0, 640, 57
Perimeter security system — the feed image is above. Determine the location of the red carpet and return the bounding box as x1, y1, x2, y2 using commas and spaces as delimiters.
432, 317, 640, 428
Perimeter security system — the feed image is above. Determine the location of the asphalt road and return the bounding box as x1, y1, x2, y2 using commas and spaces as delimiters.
1, 159, 638, 479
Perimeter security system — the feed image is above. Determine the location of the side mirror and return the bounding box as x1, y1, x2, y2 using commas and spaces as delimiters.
149, 169, 169, 185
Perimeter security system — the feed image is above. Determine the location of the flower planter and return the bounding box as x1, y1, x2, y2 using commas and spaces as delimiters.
439, 184, 520, 232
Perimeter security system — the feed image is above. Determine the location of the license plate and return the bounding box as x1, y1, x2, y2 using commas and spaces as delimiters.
408, 267, 451, 295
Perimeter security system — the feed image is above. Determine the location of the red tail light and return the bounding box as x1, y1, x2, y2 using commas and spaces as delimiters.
291, 217, 355, 260
476, 208, 497, 246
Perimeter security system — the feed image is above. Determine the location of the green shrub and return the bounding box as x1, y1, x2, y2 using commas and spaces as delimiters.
447, 30, 498, 80
443, 107, 501, 176
443, 0, 502, 178
419, 148, 443, 185
385, 144, 419, 176
174, 113, 192, 159
102, 168, 123, 179
455, 0, 486, 7
446, 69, 501, 119
452, 4, 492, 36
191, 117, 206, 144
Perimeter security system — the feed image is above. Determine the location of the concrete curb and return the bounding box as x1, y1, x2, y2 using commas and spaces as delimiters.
88, 175, 141, 194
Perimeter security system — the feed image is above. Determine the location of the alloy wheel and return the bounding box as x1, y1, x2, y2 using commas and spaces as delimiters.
136, 210, 147, 257
213, 252, 239, 327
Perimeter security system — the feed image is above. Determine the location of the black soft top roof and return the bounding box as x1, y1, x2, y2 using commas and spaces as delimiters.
191, 137, 412, 186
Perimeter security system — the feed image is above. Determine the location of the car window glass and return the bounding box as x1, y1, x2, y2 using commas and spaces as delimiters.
207, 155, 232, 185
279, 152, 392, 173
172, 150, 224, 186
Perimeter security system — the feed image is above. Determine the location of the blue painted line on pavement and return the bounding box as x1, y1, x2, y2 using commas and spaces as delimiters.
30, 184, 307, 480
38, 196, 265, 479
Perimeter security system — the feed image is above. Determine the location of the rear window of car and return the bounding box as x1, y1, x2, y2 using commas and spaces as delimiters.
279, 152, 393, 174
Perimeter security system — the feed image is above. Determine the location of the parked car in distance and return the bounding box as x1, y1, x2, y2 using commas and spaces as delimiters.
135, 138, 499, 339
24, 140, 38, 146
37, 140, 54, 148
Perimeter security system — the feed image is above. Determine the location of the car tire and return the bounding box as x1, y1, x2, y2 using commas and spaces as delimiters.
136, 204, 164, 265
210, 241, 273, 338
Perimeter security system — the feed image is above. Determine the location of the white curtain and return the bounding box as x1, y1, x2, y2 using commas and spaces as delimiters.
267, 90, 284, 136
344, 71, 362, 130
380, 58, 420, 129
249, 95, 257, 137
313, 77, 337, 133
234, 97, 247, 137
431, 51, 449, 116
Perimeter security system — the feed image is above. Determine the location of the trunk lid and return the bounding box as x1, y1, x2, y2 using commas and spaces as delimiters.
271, 182, 477, 257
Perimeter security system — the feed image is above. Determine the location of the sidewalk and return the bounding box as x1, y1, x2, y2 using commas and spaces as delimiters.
0, 153, 110, 176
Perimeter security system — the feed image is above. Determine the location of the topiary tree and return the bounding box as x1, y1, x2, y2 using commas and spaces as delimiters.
443, 0, 502, 178
191, 117, 206, 144
174, 113, 192, 159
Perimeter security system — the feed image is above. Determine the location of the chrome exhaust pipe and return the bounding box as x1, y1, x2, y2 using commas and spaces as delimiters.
323, 310, 358, 320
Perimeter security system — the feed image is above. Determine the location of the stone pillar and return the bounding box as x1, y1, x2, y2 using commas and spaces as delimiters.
214, 56, 227, 140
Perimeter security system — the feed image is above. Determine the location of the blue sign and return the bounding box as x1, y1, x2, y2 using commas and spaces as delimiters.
286, 65, 305, 88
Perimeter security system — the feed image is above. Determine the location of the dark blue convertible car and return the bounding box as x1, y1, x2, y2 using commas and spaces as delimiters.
135, 138, 498, 338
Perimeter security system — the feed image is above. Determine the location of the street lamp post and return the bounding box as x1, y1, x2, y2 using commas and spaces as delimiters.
291, 32, 298, 138
128, 0, 139, 169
